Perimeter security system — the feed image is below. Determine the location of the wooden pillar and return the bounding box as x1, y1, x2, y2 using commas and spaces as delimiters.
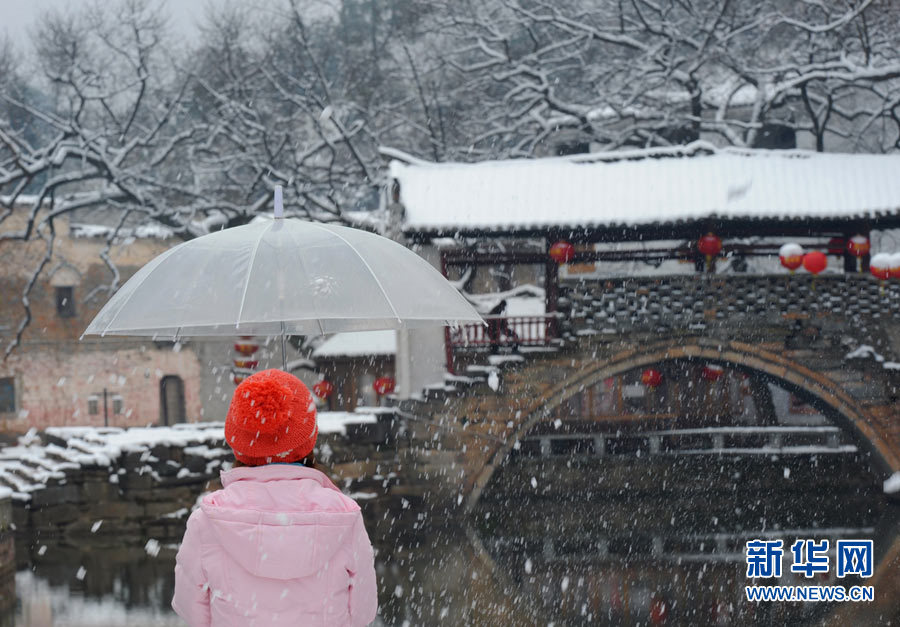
844, 228, 871, 273
843, 246, 856, 273
545, 248, 560, 341
545, 247, 559, 314
441, 250, 456, 374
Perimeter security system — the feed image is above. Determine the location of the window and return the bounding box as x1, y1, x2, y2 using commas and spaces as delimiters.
112, 396, 123, 415
88, 396, 99, 415
0, 378, 14, 413
56, 286, 75, 318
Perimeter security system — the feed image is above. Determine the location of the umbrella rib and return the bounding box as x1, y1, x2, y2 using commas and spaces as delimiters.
306, 223, 404, 324
283, 222, 327, 335
236, 221, 276, 330
99, 243, 187, 337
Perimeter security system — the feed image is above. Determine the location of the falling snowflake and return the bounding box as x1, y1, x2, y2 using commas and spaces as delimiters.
144, 539, 161, 557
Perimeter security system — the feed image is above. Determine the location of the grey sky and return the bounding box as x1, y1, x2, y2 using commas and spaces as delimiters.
1, 0, 206, 47
1, 0, 338, 52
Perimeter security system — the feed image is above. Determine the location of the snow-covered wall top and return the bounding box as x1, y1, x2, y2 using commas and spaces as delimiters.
0, 415, 378, 501
313, 330, 397, 358
389, 142, 900, 232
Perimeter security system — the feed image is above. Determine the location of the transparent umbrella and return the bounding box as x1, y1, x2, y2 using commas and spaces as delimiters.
83, 187, 483, 367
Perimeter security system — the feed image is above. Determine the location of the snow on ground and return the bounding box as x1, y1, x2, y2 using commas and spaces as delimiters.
845, 344, 900, 370
317, 412, 377, 434
464, 284, 545, 316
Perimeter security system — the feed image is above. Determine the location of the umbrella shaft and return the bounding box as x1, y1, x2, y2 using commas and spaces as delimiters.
281, 323, 287, 371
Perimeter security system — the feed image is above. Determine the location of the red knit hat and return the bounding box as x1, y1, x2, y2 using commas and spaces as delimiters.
225, 369, 317, 466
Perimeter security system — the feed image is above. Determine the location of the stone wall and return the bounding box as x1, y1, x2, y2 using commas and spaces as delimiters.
16, 431, 231, 550
10, 419, 411, 552
558, 274, 899, 350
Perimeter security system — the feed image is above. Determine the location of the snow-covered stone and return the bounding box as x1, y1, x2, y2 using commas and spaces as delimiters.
884, 472, 900, 494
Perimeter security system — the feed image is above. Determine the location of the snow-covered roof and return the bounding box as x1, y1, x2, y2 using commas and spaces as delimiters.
313, 330, 397, 358
389, 142, 900, 233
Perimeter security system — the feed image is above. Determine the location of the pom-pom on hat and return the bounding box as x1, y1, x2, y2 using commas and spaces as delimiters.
225, 369, 317, 466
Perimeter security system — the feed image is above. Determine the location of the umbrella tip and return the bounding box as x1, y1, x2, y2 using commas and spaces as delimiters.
274, 185, 284, 219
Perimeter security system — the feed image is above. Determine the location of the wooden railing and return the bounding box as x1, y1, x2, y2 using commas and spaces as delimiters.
513, 426, 855, 458
487, 525, 875, 563
448, 315, 559, 349
445, 315, 559, 372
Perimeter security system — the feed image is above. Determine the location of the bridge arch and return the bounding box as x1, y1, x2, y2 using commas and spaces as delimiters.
465, 338, 898, 512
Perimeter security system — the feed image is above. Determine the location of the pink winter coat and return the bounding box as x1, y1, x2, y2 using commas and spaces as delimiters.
172, 464, 378, 626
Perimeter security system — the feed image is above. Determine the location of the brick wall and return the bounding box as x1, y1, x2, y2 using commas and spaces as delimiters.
0, 209, 213, 430
0, 343, 203, 431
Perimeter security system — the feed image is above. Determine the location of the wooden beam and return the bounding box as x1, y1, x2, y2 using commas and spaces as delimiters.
406, 215, 900, 243
441, 241, 854, 267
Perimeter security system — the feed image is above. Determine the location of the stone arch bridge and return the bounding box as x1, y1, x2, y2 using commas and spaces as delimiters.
398, 273, 900, 512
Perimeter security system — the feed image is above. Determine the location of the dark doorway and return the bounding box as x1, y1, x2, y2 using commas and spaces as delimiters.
159, 376, 186, 425
752, 123, 797, 149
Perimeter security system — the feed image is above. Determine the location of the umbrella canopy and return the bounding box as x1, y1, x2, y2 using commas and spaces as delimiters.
83, 216, 482, 340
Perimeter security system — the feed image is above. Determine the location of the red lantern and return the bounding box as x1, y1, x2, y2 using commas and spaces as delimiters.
641, 368, 663, 388
827, 237, 846, 256
232, 373, 247, 385
890, 253, 900, 279
373, 376, 396, 396
697, 233, 722, 257
313, 380, 335, 399
649, 596, 669, 625
697, 233, 722, 272
232, 359, 258, 369
701, 364, 724, 383
802, 251, 827, 275
778, 243, 804, 272
234, 337, 259, 356
847, 235, 870, 258
870, 253, 891, 295
549, 241, 575, 264
870, 253, 891, 280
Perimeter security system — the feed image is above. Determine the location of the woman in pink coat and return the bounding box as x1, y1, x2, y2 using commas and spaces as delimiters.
172, 369, 378, 626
